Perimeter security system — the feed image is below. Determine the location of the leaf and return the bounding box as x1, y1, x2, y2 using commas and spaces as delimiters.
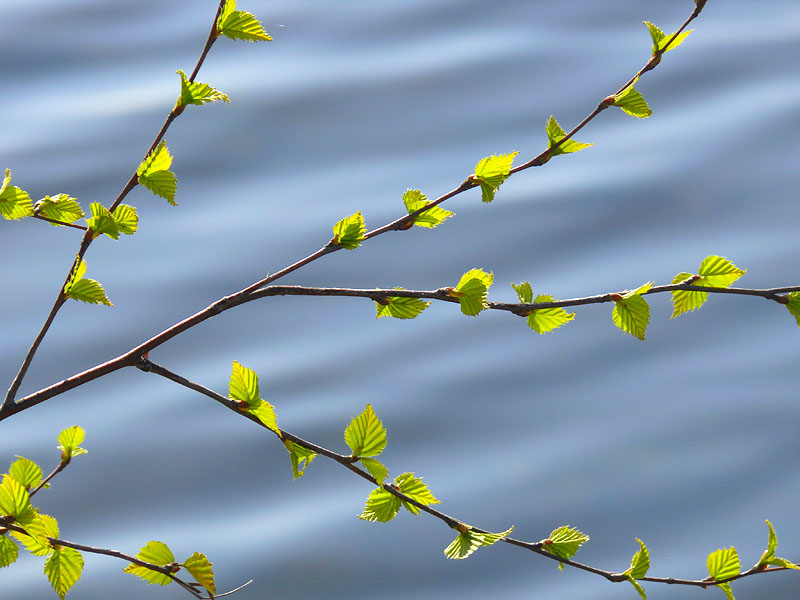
57, 426, 88, 461
358, 487, 401, 523
375, 292, 431, 319
123, 540, 175, 586
613, 79, 652, 118
44, 546, 83, 599
785, 292, 800, 327
85, 203, 120, 240
643, 21, 693, 55
0, 169, 34, 220
513, 284, 574, 334
111, 204, 138, 235
137, 141, 178, 205
626, 575, 648, 600
451, 268, 493, 316
360, 457, 388, 487
444, 526, 513, 559
250, 400, 279, 434
11, 513, 59, 557
175, 70, 230, 109
228, 361, 260, 409
344, 404, 387, 458
612, 282, 653, 340
283, 439, 316, 479
8, 456, 43, 491
402, 189, 453, 228
0, 535, 19, 568
332, 210, 366, 249
540, 525, 589, 570
33, 194, 84, 226
182, 552, 216, 595
0, 474, 36, 526
671, 256, 746, 318
707, 546, 740, 582
394, 472, 440, 515
472, 152, 518, 203
756, 520, 800, 570
626, 538, 651, 579
545, 116, 593, 156
217, 0, 272, 42
63, 259, 112, 306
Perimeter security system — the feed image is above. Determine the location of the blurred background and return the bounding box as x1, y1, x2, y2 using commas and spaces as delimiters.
1, 1, 799, 598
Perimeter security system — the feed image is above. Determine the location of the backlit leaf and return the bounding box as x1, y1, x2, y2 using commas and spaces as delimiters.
540, 525, 589, 570
112, 204, 138, 235
0, 535, 19, 567
332, 210, 366, 249
626, 538, 650, 579
395, 472, 440, 515
11, 513, 59, 556
64, 261, 112, 306
472, 152, 518, 203
283, 439, 316, 479
643, 21, 692, 55
452, 268, 493, 316
612, 282, 653, 340
176, 70, 230, 109
707, 546, 740, 581
402, 189, 454, 228
545, 116, 593, 156
123, 540, 175, 586
44, 546, 83, 599
34, 194, 84, 226
217, 0, 272, 42
344, 404, 387, 458
512, 284, 574, 334
0, 169, 33, 220
250, 400, 279, 434
86, 203, 119, 240
444, 526, 513, 559
182, 552, 216, 595
359, 487, 401, 523
8, 456, 43, 491
613, 80, 652, 118
785, 292, 800, 327
375, 293, 431, 319
0, 474, 36, 525
57, 426, 88, 461
229, 361, 260, 409
360, 458, 388, 487
671, 256, 745, 318
137, 141, 177, 205
756, 520, 800, 570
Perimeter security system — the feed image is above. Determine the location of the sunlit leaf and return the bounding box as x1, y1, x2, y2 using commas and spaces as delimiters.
756, 520, 800, 570
613, 79, 652, 118
671, 256, 745, 318
643, 21, 692, 55
0, 535, 19, 568
176, 70, 230, 109
283, 439, 316, 479
85, 203, 119, 240
472, 152, 518, 203
123, 541, 175, 586
612, 282, 653, 340
182, 552, 216, 595
229, 361, 260, 409
11, 513, 59, 557
444, 526, 513, 559
0, 169, 34, 220
137, 141, 177, 205
34, 194, 84, 226
545, 116, 593, 156
112, 204, 138, 235
451, 268, 493, 316
707, 546, 740, 581
250, 400, 279, 434
63, 260, 112, 306
402, 189, 453, 228
626, 538, 650, 579
0, 474, 36, 526
359, 487, 401, 523
785, 292, 800, 327
513, 284, 574, 334
44, 546, 83, 599
8, 456, 43, 491
540, 525, 589, 570
375, 292, 431, 319
360, 457, 388, 487
344, 403, 387, 458
57, 426, 88, 462
332, 210, 366, 249
217, 0, 272, 42
395, 472, 440, 515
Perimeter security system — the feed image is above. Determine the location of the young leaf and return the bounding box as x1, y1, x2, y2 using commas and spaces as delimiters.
175, 70, 230, 109
540, 525, 589, 570
0, 535, 19, 568
360, 457, 389, 487
33, 194, 84, 226
612, 79, 652, 118
283, 439, 316, 479
359, 487, 401, 523
57, 426, 88, 462
217, 0, 272, 42
671, 256, 746, 318
182, 552, 216, 595
63, 259, 112, 306
332, 210, 366, 249
123, 540, 175, 586
375, 292, 431, 320
0, 474, 36, 526
8, 456, 43, 491
785, 292, 800, 327
513, 283, 574, 334
44, 546, 83, 599
394, 472, 440, 515
444, 526, 514, 559
11, 513, 59, 557
111, 204, 138, 235
0, 169, 34, 220
450, 268, 493, 316
707, 547, 740, 600
251, 400, 279, 434
756, 520, 800, 570
228, 361, 260, 409
612, 282, 653, 340
402, 189, 454, 228
472, 152, 518, 203
85, 203, 120, 240
344, 404, 387, 458
545, 116, 593, 156
643, 21, 693, 55
626, 538, 651, 579
137, 141, 178, 205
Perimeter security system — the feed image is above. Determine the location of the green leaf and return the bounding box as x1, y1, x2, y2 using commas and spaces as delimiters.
228, 361, 260, 409
707, 546, 740, 582
394, 472, 440, 515
756, 520, 800, 570
545, 116, 593, 156
44, 546, 83, 599
11, 513, 59, 557
375, 292, 431, 319
250, 400, 279, 434
785, 292, 800, 327
513, 284, 574, 334
472, 152, 518, 203
626, 538, 651, 579
444, 526, 513, 559
137, 141, 178, 205
643, 21, 693, 55
176, 70, 230, 109
123, 540, 175, 586
612, 282, 653, 340
283, 439, 316, 479
358, 487, 401, 523
344, 403, 387, 458
86, 203, 120, 240
57, 426, 88, 461
613, 79, 652, 118
217, 0, 272, 42
182, 552, 216, 595
0, 535, 19, 568
0, 169, 34, 220
671, 256, 746, 318
626, 575, 647, 600
63, 259, 112, 306
451, 268, 493, 316
9, 456, 43, 491
0, 474, 36, 526
33, 194, 84, 226
540, 525, 590, 570
360, 457, 388, 487
332, 210, 366, 249
111, 204, 138, 235
402, 189, 453, 228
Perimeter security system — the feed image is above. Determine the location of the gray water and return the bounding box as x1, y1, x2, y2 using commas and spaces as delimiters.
2, 1, 799, 599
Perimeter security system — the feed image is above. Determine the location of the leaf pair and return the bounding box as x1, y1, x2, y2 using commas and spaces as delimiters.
216, 0, 271, 42
358, 472, 439, 523
444, 525, 514, 560
86, 203, 138, 240
137, 141, 178, 205
512, 281, 575, 334
64, 259, 112, 306
448, 268, 494, 316
124, 541, 216, 596
0, 169, 33, 220
228, 362, 279, 434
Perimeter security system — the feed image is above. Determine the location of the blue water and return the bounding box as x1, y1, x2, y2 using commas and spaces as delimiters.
2, 1, 799, 599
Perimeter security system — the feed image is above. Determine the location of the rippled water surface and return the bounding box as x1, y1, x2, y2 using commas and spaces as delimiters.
2, 1, 800, 599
